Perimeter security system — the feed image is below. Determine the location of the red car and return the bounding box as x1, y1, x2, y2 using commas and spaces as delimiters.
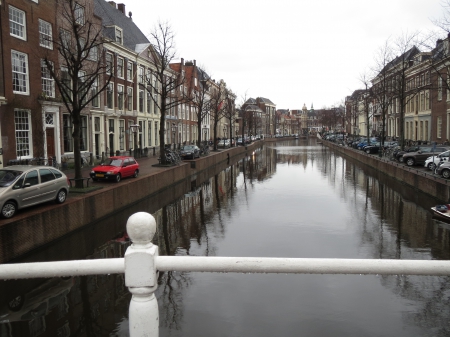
90, 156, 139, 182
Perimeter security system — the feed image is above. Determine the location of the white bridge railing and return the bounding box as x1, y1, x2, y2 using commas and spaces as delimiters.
1, 212, 450, 337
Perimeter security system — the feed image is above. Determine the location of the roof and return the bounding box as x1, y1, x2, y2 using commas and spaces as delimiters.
257, 97, 275, 105
94, 0, 149, 51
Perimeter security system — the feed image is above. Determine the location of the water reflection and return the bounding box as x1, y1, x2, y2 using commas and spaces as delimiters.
1, 140, 450, 336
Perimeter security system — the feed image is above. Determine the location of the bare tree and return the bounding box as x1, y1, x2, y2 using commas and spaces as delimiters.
371, 40, 395, 148
144, 21, 187, 164
43, 0, 111, 187
359, 73, 374, 144
187, 67, 211, 146
209, 80, 228, 151
222, 89, 236, 147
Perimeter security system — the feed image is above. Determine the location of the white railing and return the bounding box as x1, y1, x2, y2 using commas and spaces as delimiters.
1, 212, 450, 337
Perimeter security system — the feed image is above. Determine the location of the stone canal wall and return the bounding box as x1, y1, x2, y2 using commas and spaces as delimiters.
324, 140, 450, 201
0, 142, 263, 263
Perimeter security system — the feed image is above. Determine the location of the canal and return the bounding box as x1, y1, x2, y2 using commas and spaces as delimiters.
1, 139, 450, 337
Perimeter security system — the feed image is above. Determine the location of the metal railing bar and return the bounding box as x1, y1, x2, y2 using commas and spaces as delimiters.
155, 257, 450, 276
0, 258, 124, 280
2, 257, 450, 280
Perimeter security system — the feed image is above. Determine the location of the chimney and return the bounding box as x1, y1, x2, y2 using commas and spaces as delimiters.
108, 1, 116, 8
181, 58, 184, 65
194, 59, 196, 66
118, 3, 125, 14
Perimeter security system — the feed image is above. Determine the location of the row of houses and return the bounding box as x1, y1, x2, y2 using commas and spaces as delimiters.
345, 36, 450, 144
0, 0, 243, 168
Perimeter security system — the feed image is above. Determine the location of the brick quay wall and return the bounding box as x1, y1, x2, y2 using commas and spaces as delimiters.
0, 141, 265, 263
323, 140, 450, 201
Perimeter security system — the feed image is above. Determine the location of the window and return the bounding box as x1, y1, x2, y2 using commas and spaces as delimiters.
39, 19, 53, 49
91, 77, 99, 107
127, 62, 133, 81
139, 66, 144, 83
127, 88, 133, 111
106, 53, 113, 75
63, 114, 73, 152
115, 27, 123, 44
128, 120, 134, 149
14, 109, 32, 158
147, 92, 151, 113
438, 77, 443, 101
80, 116, 88, 151
41, 60, 55, 98
107, 83, 114, 109
9, 6, 26, 40
148, 121, 152, 146
139, 90, 144, 112
119, 120, 125, 150
88, 46, 98, 61
61, 67, 71, 100
74, 3, 85, 25
12, 50, 29, 94
117, 85, 124, 110
60, 29, 71, 50
94, 117, 100, 132
438, 116, 442, 139
117, 58, 124, 78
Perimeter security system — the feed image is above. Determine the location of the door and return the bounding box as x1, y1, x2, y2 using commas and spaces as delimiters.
46, 129, 55, 165
109, 133, 114, 156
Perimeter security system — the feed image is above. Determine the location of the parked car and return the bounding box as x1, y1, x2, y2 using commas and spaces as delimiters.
424, 150, 450, 170
436, 161, 450, 179
394, 146, 420, 162
180, 145, 200, 159
90, 156, 139, 182
0, 165, 70, 219
218, 139, 230, 147
402, 146, 450, 166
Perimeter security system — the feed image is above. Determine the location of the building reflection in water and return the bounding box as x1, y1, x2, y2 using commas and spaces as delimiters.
1, 140, 450, 336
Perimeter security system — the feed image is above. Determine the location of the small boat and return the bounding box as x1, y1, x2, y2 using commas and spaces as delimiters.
431, 204, 450, 221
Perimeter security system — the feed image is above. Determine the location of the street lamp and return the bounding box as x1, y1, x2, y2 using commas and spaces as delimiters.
129, 124, 140, 158
172, 123, 177, 150
202, 125, 208, 145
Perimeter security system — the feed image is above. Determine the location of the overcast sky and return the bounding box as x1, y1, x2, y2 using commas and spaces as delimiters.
122, 0, 444, 110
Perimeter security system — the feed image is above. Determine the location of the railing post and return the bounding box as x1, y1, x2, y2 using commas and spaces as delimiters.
125, 212, 159, 337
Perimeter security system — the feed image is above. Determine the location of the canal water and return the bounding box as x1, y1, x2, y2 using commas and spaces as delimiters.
1, 139, 450, 337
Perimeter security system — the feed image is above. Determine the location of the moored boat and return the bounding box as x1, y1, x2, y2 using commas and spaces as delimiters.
431, 204, 450, 221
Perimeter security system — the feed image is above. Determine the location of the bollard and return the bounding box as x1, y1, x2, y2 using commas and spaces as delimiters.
125, 212, 159, 337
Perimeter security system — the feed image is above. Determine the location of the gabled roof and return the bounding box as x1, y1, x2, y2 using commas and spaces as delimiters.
245, 98, 257, 105
94, 0, 149, 51
257, 97, 275, 105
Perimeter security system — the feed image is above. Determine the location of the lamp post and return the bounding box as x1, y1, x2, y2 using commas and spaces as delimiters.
172, 123, 177, 150
202, 125, 208, 146
130, 124, 140, 158
235, 126, 239, 147
223, 127, 227, 147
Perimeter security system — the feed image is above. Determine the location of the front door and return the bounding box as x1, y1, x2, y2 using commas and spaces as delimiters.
46, 129, 55, 165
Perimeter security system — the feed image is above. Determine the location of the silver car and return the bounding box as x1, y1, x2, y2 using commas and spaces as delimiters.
0, 166, 70, 219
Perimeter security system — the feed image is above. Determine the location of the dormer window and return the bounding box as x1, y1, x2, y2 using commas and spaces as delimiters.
115, 27, 123, 44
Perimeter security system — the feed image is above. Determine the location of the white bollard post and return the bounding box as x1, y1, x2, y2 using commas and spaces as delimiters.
125, 212, 159, 337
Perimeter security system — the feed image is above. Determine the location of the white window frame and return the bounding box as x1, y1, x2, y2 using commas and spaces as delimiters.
74, 3, 85, 25
41, 59, 55, 98
9, 6, 26, 40
12, 50, 29, 95
117, 84, 124, 110
39, 19, 53, 49
127, 61, 133, 81
107, 82, 114, 109
117, 57, 124, 78
88, 46, 98, 61
106, 53, 113, 75
14, 109, 33, 159
127, 87, 133, 111
115, 26, 123, 44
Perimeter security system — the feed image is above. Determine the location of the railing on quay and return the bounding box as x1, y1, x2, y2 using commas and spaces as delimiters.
1, 212, 450, 337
